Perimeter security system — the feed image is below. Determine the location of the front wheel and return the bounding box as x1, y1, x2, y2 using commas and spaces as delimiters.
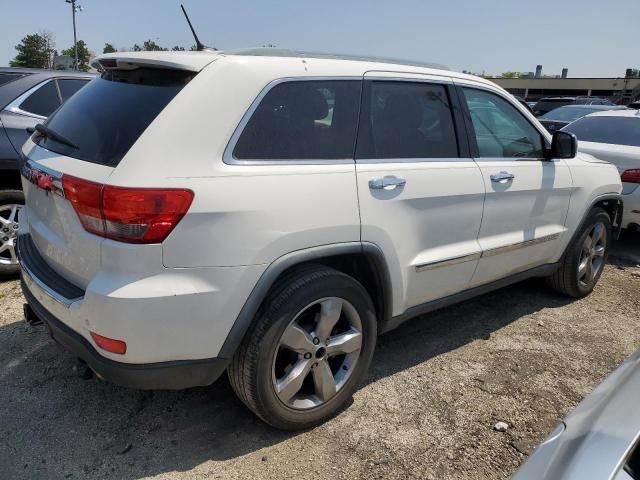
228, 266, 377, 430
0, 190, 24, 277
547, 207, 611, 297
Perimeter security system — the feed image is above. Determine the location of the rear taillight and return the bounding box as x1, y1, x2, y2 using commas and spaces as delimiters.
61, 175, 194, 244
621, 169, 640, 184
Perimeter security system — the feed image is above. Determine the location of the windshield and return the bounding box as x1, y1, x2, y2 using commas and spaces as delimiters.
36, 68, 194, 167
540, 106, 598, 122
563, 116, 640, 147
533, 99, 573, 116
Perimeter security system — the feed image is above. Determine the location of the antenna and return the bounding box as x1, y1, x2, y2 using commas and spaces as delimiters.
180, 4, 217, 51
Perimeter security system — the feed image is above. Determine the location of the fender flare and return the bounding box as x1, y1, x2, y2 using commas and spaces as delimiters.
217, 241, 393, 359
563, 193, 623, 258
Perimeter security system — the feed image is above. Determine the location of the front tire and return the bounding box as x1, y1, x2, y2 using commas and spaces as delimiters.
0, 190, 24, 277
228, 266, 377, 430
547, 207, 611, 297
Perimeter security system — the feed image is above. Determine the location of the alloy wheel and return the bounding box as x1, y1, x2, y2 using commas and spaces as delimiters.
272, 297, 363, 410
577, 222, 607, 288
0, 204, 21, 266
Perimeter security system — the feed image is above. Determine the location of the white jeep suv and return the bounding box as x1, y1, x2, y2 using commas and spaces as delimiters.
18, 50, 623, 430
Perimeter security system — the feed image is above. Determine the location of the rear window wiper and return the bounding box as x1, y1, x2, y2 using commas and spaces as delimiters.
34, 124, 79, 150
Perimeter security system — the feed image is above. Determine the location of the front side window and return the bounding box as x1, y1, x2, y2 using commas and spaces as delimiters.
356, 81, 458, 159
233, 80, 361, 160
563, 116, 640, 147
463, 88, 544, 158
19, 80, 61, 117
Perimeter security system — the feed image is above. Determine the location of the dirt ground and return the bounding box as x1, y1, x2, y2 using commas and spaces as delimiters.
1, 233, 639, 480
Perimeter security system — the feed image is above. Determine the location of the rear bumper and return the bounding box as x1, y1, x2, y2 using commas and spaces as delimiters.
22, 282, 229, 390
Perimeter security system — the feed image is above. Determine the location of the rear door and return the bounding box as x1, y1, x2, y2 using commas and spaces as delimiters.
355, 72, 486, 314
456, 82, 572, 286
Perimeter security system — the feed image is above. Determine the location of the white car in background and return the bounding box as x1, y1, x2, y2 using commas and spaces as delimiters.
563, 109, 640, 231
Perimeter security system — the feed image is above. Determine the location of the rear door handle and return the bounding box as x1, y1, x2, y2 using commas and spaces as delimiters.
490, 171, 515, 183
369, 176, 407, 190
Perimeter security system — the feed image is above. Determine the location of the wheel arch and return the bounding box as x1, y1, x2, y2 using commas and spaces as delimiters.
218, 242, 393, 359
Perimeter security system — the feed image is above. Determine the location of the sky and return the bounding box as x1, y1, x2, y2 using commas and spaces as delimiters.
1, 0, 638, 77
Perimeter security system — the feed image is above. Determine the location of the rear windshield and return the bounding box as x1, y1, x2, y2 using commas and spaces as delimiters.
563, 116, 640, 147
36, 68, 194, 167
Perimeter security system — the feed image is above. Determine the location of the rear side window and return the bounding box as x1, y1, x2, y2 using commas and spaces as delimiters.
57, 78, 89, 102
37, 68, 193, 167
233, 80, 361, 160
356, 81, 458, 159
463, 88, 544, 158
563, 116, 640, 147
19, 80, 61, 117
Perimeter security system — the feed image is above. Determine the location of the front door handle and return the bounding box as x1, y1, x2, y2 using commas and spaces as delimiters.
369, 176, 407, 190
490, 171, 515, 184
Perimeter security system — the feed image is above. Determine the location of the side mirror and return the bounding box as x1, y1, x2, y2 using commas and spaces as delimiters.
550, 131, 577, 159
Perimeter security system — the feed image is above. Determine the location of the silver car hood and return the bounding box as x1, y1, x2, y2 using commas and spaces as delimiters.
513, 348, 640, 479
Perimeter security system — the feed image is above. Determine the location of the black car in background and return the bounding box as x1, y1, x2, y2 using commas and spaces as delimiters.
532, 96, 615, 117
538, 104, 629, 133
0, 68, 93, 276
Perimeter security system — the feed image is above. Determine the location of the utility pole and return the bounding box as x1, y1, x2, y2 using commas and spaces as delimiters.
65, 0, 83, 70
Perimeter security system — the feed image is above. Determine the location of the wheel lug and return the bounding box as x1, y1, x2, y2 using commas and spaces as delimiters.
2, 237, 8, 242
2, 228, 8, 233
312, 337, 319, 345
303, 352, 312, 360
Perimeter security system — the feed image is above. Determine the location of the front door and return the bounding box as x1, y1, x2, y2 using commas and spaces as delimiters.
456, 83, 573, 287
355, 73, 486, 315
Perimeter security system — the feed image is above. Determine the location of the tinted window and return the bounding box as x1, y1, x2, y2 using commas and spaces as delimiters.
533, 99, 573, 116
0, 72, 27, 87
38, 68, 193, 167
19, 80, 61, 117
234, 80, 361, 160
356, 81, 458, 159
463, 88, 544, 158
563, 116, 640, 147
57, 78, 89, 102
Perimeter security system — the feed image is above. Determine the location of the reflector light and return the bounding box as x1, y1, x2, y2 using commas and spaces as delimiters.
90, 331, 127, 355
621, 169, 640, 184
62, 175, 194, 244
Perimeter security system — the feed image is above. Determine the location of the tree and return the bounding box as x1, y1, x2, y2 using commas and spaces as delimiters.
501, 71, 522, 79
10, 32, 56, 69
62, 40, 91, 72
142, 40, 167, 51
103, 43, 117, 54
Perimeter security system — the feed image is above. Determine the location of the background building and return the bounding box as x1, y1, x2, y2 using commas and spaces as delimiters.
491, 68, 640, 104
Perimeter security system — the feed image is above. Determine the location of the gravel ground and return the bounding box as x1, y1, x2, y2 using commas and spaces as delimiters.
1, 236, 639, 480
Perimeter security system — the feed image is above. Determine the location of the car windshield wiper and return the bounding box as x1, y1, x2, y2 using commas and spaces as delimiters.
34, 123, 79, 150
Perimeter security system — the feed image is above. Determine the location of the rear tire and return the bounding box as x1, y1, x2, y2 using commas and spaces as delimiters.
0, 190, 24, 277
547, 207, 611, 297
228, 265, 377, 430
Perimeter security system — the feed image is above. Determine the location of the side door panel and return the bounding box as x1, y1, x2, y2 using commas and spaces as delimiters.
454, 81, 573, 287
355, 73, 486, 315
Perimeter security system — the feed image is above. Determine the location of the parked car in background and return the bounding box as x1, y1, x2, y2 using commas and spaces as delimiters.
532, 96, 615, 117
513, 95, 533, 113
0, 68, 93, 275
18, 50, 623, 430
538, 104, 629, 133
563, 109, 640, 231
513, 348, 640, 480
628, 100, 640, 109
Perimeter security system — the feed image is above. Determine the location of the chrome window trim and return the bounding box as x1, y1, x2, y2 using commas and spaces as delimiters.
3, 79, 56, 120
414, 233, 562, 272
223, 76, 362, 166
